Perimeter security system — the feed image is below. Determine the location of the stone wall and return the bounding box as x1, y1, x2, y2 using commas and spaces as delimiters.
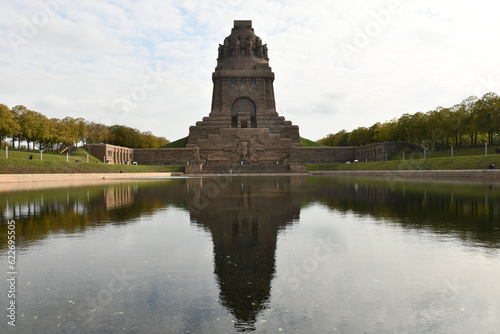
133, 148, 200, 165
355, 142, 407, 162
195, 128, 296, 164
211, 72, 275, 115
85, 142, 406, 170
288, 142, 406, 165
289, 147, 355, 164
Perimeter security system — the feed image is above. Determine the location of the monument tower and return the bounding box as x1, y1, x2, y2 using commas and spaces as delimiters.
187, 20, 302, 170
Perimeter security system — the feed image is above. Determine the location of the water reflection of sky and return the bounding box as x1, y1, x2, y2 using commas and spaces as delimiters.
0, 177, 499, 333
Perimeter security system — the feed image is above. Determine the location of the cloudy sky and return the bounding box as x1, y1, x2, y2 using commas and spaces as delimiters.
1, 0, 500, 142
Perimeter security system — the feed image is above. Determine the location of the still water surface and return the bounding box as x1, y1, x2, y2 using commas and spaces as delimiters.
1, 176, 499, 333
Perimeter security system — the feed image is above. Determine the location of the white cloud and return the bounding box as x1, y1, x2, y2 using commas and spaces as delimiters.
1, 0, 500, 141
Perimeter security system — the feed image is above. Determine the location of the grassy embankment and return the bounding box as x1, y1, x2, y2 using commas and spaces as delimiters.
160, 136, 325, 148
161, 136, 189, 148
300, 137, 325, 147
0, 148, 184, 174
308, 145, 500, 171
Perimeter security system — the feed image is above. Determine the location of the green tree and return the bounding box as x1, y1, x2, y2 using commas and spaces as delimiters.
86, 122, 110, 144
458, 96, 479, 145
108, 125, 144, 148
426, 108, 451, 149
33, 112, 51, 150
11, 105, 27, 148
0, 104, 20, 149
17, 107, 46, 150
374, 119, 400, 142
45, 118, 63, 151
474, 93, 500, 144
347, 127, 373, 146
156, 136, 170, 147
60, 117, 80, 147
76, 118, 88, 146
318, 130, 349, 146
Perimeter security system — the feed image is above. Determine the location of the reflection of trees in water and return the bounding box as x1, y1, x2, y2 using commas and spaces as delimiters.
0, 180, 186, 250
312, 179, 500, 248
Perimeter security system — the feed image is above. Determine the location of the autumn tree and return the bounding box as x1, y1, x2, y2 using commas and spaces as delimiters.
15, 107, 50, 150
318, 130, 348, 146
0, 104, 20, 149
474, 92, 500, 144
76, 118, 88, 146
108, 125, 144, 148
86, 122, 110, 144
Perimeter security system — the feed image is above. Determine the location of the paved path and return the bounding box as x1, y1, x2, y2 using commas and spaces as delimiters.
310, 170, 500, 181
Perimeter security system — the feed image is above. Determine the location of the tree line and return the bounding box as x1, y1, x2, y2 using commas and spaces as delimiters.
0, 104, 170, 151
318, 92, 500, 149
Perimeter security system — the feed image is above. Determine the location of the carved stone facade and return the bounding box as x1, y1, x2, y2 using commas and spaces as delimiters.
187, 20, 302, 166
85, 144, 134, 164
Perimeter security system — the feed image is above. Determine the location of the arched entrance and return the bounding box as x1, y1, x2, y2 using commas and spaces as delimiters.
231, 97, 257, 128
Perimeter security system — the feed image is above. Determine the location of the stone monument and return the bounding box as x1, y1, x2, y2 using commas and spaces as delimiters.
187, 20, 302, 168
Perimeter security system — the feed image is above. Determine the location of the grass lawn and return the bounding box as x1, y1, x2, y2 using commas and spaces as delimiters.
0, 148, 184, 174
308, 154, 500, 171
300, 137, 325, 147
160, 137, 189, 148
391, 145, 500, 160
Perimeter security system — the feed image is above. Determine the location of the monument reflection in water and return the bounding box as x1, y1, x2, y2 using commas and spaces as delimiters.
187, 176, 303, 331
0, 176, 499, 333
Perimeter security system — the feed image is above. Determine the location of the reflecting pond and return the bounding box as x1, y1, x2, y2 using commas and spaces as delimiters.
1, 176, 500, 333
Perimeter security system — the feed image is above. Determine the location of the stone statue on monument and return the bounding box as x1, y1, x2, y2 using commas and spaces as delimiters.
239, 140, 249, 160
248, 39, 254, 56
256, 37, 262, 57
223, 39, 229, 57
234, 39, 241, 56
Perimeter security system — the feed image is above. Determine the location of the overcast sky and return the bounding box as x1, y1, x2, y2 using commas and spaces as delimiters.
1, 0, 500, 141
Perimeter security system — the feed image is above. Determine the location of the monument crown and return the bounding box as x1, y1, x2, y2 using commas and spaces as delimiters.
217, 20, 269, 69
